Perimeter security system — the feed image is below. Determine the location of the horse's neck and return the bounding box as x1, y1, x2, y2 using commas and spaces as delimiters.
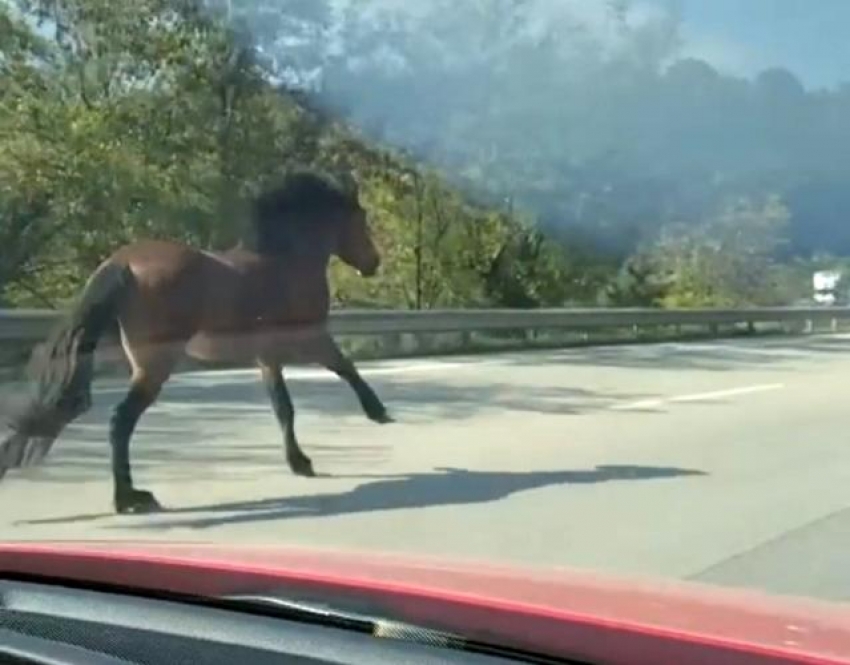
222, 243, 330, 271
261, 250, 333, 308
278, 248, 331, 276
216, 245, 331, 318
275, 251, 331, 317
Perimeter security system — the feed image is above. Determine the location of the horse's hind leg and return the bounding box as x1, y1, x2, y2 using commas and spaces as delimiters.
111, 377, 164, 514
310, 334, 393, 424
111, 336, 178, 514
259, 362, 315, 477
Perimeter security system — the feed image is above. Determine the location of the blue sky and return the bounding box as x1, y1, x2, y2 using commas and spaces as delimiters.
666, 0, 850, 89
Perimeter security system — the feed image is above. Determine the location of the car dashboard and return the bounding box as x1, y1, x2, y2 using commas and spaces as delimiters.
0, 578, 568, 665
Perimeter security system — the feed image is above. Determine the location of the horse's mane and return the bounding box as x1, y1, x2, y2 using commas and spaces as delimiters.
250, 168, 358, 254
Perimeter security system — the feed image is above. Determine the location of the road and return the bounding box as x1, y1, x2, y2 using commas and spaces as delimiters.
1, 333, 850, 605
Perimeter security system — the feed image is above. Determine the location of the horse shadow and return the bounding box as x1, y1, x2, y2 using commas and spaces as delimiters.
103, 464, 706, 531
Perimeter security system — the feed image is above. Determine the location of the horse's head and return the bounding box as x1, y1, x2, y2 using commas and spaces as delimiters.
252, 169, 380, 277
332, 173, 380, 277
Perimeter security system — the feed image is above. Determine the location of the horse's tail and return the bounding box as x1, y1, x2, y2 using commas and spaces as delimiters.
0, 261, 134, 479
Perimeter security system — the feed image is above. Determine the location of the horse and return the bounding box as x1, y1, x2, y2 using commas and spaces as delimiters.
0, 169, 394, 514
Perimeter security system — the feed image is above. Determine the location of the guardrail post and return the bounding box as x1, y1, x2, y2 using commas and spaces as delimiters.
415, 332, 433, 353
805, 319, 813, 334
383, 333, 402, 355
832, 318, 838, 333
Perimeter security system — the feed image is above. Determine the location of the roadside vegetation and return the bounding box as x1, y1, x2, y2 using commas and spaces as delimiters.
2, 1, 845, 310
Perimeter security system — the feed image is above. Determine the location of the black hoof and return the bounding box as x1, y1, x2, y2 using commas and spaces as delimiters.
288, 453, 316, 478
368, 410, 395, 424
114, 489, 162, 515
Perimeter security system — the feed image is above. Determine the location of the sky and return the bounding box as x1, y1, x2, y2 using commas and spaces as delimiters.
665, 0, 850, 89
342, 0, 850, 91
19, 0, 850, 90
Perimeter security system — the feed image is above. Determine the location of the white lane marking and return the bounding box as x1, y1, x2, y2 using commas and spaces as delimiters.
90, 359, 503, 395
610, 383, 785, 412
357, 360, 502, 377
668, 383, 786, 403
181, 360, 495, 382
85, 331, 850, 394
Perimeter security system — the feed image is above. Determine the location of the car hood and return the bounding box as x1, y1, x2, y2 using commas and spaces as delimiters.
1, 541, 849, 664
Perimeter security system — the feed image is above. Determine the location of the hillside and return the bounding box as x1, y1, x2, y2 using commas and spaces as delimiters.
0, 0, 829, 310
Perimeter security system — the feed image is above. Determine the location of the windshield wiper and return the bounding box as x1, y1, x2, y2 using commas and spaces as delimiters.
215, 593, 577, 664
220, 593, 406, 636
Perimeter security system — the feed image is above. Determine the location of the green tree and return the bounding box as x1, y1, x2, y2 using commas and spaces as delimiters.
1, 0, 590, 311
1, 0, 324, 303
600, 254, 670, 307
649, 195, 792, 308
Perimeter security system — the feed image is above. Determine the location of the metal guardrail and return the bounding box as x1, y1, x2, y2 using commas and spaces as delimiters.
2, 306, 850, 341
0, 309, 65, 341
327, 306, 850, 335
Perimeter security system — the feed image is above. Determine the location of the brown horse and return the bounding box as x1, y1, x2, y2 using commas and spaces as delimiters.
0, 169, 393, 514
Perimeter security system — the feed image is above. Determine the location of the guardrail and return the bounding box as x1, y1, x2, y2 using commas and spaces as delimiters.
0, 305, 847, 377
2, 306, 850, 340
326, 306, 850, 335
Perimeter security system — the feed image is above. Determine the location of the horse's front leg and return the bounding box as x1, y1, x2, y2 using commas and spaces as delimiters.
310, 334, 393, 424
259, 362, 315, 477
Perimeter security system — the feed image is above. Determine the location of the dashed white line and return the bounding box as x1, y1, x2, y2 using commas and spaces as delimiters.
610, 383, 785, 412
90, 359, 506, 396
91, 352, 790, 419
181, 360, 493, 382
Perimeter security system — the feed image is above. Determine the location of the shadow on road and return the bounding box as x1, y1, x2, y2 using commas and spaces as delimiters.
0, 369, 656, 485
8, 333, 833, 487
89, 464, 707, 531
144, 378, 652, 423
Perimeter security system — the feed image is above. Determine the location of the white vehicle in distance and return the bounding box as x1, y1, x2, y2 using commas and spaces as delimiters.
813, 270, 843, 305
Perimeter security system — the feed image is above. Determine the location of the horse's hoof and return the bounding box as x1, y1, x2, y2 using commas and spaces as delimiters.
370, 411, 395, 424
288, 454, 316, 478
114, 489, 162, 515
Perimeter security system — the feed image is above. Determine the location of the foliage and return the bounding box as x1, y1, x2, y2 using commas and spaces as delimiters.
0, 0, 577, 309
600, 255, 670, 308
0, 0, 833, 312
246, 0, 850, 264
644, 195, 794, 308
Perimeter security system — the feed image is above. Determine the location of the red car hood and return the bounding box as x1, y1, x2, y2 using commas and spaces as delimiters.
1, 541, 849, 665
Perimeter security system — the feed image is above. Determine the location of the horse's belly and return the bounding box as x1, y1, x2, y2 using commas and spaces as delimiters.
185, 332, 255, 363
185, 325, 325, 364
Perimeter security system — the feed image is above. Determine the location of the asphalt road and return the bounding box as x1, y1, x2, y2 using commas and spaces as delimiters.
1, 334, 849, 606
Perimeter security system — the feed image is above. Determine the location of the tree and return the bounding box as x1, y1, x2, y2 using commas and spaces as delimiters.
4, 0, 587, 312
328, 156, 521, 309
600, 255, 670, 307
0, 0, 327, 303
647, 195, 792, 308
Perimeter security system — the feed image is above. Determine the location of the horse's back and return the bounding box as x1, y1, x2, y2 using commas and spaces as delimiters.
104, 239, 330, 364
107, 240, 221, 347
110, 239, 208, 276
106, 240, 289, 361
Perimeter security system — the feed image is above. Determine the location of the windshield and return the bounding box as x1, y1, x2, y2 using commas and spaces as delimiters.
1, 0, 849, 625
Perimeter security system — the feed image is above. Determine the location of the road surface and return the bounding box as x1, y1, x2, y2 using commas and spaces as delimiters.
1, 334, 849, 605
